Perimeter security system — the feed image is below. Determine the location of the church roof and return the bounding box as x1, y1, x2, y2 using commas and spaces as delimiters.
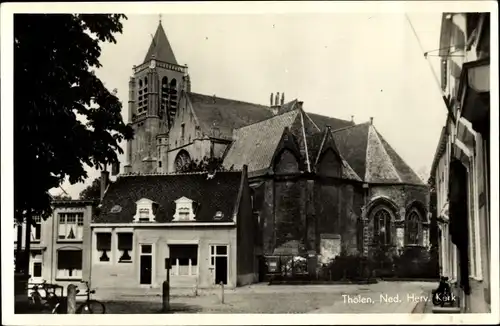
223, 109, 300, 172
277, 99, 355, 131
185, 92, 355, 142
94, 171, 244, 224
308, 112, 355, 132
222, 109, 361, 181
312, 127, 362, 181
332, 123, 424, 185
143, 22, 178, 64
187, 92, 274, 140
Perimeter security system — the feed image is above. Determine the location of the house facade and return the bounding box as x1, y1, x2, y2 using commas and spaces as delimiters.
14, 200, 94, 296
90, 168, 256, 290
429, 12, 491, 313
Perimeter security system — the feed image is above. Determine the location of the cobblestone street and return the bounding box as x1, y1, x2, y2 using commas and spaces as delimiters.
95, 281, 436, 314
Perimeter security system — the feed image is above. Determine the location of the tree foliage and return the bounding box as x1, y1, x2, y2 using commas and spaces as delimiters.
79, 176, 113, 201
14, 14, 133, 223
52, 194, 73, 201
178, 156, 231, 173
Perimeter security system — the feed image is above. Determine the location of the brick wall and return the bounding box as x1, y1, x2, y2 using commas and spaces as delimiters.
369, 184, 429, 213
317, 149, 341, 177
274, 180, 303, 249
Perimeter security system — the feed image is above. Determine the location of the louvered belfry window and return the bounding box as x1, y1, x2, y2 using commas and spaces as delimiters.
137, 78, 148, 114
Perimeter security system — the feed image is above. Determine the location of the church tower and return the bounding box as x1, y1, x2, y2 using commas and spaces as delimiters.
124, 19, 189, 174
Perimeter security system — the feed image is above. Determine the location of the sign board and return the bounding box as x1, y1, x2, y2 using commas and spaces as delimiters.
319, 236, 341, 264
164, 258, 171, 270
396, 228, 404, 249
267, 257, 279, 273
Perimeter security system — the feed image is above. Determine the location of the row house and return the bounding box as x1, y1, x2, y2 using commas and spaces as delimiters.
429, 12, 491, 313
90, 167, 256, 290
14, 200, 94, 297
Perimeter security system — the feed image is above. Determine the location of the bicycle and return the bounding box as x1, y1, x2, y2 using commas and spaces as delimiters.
75, 281, 106, 314
29, 281, 63, 314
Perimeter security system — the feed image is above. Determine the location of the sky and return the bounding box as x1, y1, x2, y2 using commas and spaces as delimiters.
53, 11, 448, 198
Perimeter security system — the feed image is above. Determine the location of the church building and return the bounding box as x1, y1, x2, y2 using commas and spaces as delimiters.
119, 21, 430, 272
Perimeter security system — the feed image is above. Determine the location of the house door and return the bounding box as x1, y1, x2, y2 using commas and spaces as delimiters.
449, 159, 470, 292
140, 244, 153, 285
29, 251, 43, 283
210, 245, 228, 285
28, 251, 43, 296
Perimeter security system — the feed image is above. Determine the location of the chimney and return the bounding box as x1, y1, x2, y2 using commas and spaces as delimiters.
281, 92, 285, 105
100, 170, 110, 201
351, 115, 354, 122
270, 93, 274, 107
275, 92, 280, 106
370, 117, 373, 125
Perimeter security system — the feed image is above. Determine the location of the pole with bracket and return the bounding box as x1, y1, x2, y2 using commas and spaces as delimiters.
220, 281, 224, 304
162, 258, 171, 312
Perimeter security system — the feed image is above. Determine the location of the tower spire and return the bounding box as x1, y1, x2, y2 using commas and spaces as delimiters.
159, 14, 162, 24
143, 20, 178, 64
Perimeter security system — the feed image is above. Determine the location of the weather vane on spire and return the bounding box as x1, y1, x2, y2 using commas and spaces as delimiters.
159, 14, 162, 24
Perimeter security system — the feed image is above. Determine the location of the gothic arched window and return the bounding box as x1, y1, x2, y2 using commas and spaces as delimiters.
174, 150, 191, 172
406, 209, 421, 245
373, 208, 392, 245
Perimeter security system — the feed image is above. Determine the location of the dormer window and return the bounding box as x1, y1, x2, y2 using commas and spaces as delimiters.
173, 196, 196, 221
139, 208, 150, 221
133, 198, 156, 223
